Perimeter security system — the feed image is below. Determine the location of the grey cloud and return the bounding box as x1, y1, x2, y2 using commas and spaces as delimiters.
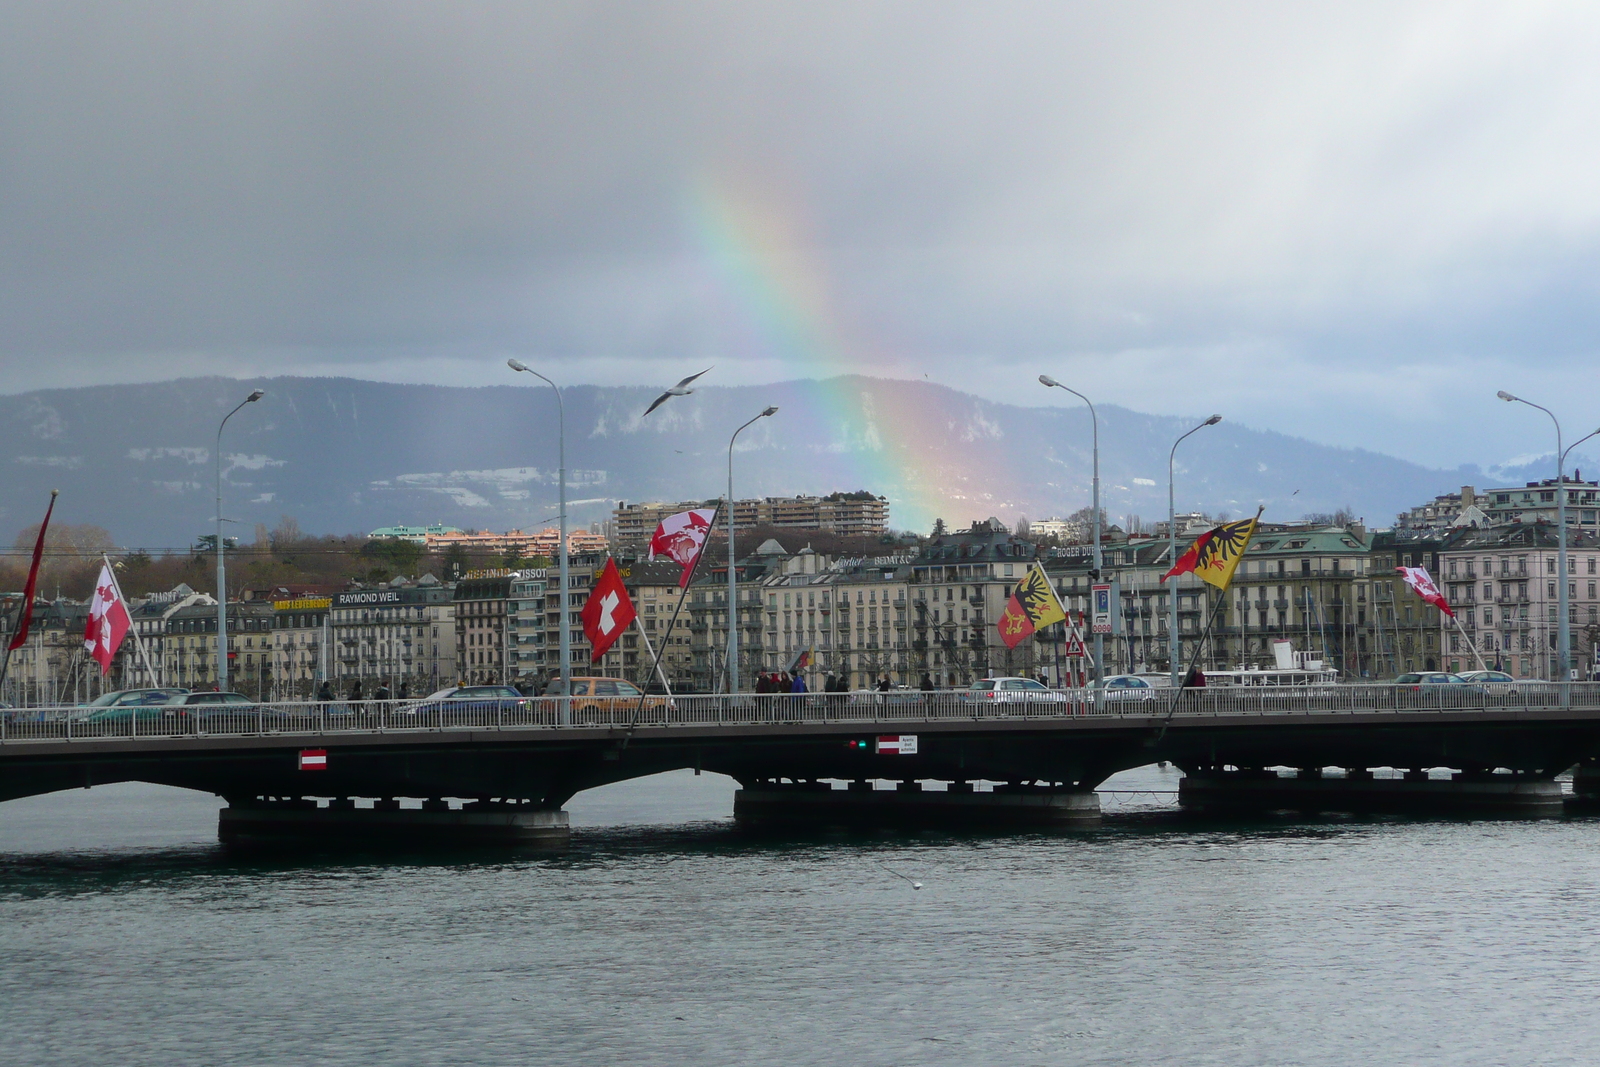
3, 1, 1600, 469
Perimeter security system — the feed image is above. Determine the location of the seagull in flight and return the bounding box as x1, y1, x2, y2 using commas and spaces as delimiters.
644, 367, 712, 416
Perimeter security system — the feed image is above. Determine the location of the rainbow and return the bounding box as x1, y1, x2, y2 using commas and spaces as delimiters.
687, 174, 996, 533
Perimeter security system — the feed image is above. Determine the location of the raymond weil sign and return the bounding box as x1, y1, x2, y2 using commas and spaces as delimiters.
334, 590, 404, 606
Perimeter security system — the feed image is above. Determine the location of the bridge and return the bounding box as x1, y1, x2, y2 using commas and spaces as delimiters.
4, 685, 1600, 845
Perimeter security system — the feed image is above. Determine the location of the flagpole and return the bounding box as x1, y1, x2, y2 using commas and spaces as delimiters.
1156, 506, 1264, 742
102, 553, 159, 687
632, 615, 673, 697
1453, 614, 1489, 672
626, 499, 725, 733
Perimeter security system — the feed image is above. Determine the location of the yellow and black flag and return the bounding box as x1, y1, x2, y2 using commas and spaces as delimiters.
1159, 510, 1261, 592
997, 563, 1068, 650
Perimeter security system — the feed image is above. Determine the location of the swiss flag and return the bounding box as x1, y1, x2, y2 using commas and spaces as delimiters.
580, 558, 637, 662
83, 563, 131, 675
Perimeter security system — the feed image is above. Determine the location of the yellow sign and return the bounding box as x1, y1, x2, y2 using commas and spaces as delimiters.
273, 597, 332, 611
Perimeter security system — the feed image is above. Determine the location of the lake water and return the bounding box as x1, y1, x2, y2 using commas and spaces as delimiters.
4, 765, 1600, 1066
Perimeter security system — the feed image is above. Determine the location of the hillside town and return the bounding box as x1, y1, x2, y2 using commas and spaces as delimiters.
6, 477, 1600, 707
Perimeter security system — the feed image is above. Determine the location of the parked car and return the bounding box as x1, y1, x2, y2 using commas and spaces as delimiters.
961, 677, 1069, 705
1457, 670, 1519, 696
81, 687, 189, 708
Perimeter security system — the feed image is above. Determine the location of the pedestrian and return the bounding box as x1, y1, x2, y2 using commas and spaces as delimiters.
399, 680, 409, 699
920, 673, 934, 692
374, 681, 391, 702
316, 679, 332, 711
876, 676, 891, 693
791, 672, 807, 694
348, 679, 363, 702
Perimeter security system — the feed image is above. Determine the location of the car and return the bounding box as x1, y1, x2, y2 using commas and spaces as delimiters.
960, 677, 1069, 705
1457, 670, 1519, 696
162, 692, 261, 718
402, 685, 533, 721
541, 677, 671, 717
80, 688, 192, 723
1099, 675, 1161, 701
1394, 672, 1487, 697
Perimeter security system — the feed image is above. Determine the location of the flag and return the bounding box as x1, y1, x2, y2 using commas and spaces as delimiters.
649, 508, 717, 588
789, 643, 815, 673
580, 557, 637, 662
997, 562, 1068, 650
1397, 566, 1454, 619
8, 491, 57, 652
1160, 512, 1260, 591
83, 563, 132, 675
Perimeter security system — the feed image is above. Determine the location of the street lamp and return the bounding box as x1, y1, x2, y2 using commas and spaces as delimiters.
1496, 390, 1600, 687
508, 358, 570, 710
215, 388, 265, 693
1168, 414, 1222, 686
1038, 374, 1104, 687
727, 406, 779, 693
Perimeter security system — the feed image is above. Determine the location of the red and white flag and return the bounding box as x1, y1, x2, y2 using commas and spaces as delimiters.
580, 558, 637, 662
1397, 566, 1454, 619
649, 508, 716, 588
83, 563, 132, 675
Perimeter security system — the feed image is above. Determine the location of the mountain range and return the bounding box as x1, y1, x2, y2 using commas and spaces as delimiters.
0, 374, 1574, 549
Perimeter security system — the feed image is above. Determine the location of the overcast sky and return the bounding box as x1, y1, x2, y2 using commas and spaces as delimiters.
3, 1, 1598, 470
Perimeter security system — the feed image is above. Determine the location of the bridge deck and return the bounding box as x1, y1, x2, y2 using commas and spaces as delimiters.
5, 684, 1599, 755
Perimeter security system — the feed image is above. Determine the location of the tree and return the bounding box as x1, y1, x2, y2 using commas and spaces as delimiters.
931, 518, 947, 537
1303, 507, 1358, 527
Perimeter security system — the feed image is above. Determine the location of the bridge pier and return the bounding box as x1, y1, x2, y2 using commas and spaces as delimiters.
732, 780, 1101, 831
217, 798, 571, 848
1177, 767, 1565, 817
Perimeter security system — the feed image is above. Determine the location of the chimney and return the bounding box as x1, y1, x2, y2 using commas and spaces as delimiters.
1461, 485, 1475, 507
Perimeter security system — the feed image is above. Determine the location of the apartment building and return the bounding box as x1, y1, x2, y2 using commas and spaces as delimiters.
613, 493, 889, 547
1437, 523, 1600, 680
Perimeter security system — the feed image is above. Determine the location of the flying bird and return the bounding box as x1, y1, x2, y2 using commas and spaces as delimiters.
643, 367, 712, 416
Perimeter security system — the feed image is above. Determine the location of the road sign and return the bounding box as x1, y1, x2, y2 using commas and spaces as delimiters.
1092, 584, 1112, 634
298, 749, 327, 771
876, 735, 918, 755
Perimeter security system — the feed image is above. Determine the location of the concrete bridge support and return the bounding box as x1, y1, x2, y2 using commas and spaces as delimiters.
217, 797, 571, 848
1177, 767, 1565, 817
732, 779, 1102, 830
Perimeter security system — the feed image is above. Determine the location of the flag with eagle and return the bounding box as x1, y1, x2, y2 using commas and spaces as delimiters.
1160, 510, 1262, 591
997, 563, 1068, 650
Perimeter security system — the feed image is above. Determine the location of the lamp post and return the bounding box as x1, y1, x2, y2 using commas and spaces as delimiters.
727, 406, 779, 693
215, 388, 265, 693
1168, 415, 1222, 686
508, 359, 570, 711
1495, 391, 1600, 687
1039, 375, 1104, 688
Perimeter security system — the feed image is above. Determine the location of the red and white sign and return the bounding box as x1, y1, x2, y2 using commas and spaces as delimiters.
580, 558, 638, 662
876, 735, 918, 755
1397, 566, 1454, 619
298, 749, 327, 771
649, 508, 716, 588
82, 563, 132, 675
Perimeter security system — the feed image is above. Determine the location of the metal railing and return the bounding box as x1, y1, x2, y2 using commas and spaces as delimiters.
4, 682, 1600, 745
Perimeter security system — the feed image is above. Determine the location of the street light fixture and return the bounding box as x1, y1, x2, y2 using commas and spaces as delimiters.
215, 388, 265, 693
508, 358, 570, 712
1168, 415, 1222, 686
1039, 374, 1104, 688
1496, 390, 1600, 688
727, 406, 779, 693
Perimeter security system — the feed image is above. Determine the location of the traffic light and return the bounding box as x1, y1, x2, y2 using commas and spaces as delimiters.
846, 739, 869, 750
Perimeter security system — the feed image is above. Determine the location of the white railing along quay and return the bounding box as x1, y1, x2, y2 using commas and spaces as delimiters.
3, 683, 1599, 746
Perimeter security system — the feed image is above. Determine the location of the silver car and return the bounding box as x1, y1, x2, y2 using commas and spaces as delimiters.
961, 677, 1069, 705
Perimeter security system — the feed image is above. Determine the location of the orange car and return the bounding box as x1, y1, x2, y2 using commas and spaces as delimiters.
543, 676, 671, 716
